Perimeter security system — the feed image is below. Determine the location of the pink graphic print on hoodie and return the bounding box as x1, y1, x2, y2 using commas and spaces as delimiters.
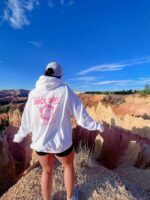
34, 96, 60, 124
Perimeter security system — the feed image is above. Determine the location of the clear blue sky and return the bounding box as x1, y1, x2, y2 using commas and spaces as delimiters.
0, 0, 150, 91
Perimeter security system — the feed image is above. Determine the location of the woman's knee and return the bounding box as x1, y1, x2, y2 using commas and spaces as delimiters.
42, 166, 53, 174
37, 154, 54, 174
62, 162, 74, 169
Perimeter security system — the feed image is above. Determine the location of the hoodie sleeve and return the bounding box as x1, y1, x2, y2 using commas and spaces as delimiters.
13, 93, 32, 143
67, 87, 104, 132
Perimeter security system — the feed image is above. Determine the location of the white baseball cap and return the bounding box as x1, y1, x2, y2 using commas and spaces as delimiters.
46, 62, 63, 77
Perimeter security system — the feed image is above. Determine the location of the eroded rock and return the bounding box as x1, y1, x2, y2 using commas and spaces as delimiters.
0, 134, 16, 195
6, 107, 32, 175
135, 144, 150, 169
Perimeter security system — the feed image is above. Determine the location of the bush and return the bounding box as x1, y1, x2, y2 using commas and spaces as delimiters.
0, 118, 9, 133
0, 105, 10, 113
74, 142, 92, 168
139, 90, 147, 97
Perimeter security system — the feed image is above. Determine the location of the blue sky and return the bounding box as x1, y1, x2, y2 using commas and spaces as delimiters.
0, 0, 150, 91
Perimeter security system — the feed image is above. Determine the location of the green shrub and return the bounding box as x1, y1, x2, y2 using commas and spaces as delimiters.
0, 105, 10, 113
0, 118, 9, 133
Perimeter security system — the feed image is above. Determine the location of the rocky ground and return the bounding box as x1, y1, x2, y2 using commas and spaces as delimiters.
0, 150, 149, 200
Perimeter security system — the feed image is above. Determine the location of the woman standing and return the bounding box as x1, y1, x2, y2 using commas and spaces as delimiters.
13, 62, 104, 200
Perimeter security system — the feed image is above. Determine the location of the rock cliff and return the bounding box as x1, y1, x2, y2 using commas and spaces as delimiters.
0, 134, 16, 196
6, 106, 32, 175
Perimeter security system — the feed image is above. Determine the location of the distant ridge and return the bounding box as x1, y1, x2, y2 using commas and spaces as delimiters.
0, 89, 30, 105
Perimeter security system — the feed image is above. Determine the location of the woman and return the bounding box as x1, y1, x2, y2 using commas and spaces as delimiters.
13, 62, 104, 200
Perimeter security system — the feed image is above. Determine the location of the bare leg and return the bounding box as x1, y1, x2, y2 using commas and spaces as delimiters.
55, 151, 75, 199
37, 154, 55, 200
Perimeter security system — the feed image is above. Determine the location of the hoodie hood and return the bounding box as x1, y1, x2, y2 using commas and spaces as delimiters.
35, 75, 64, 91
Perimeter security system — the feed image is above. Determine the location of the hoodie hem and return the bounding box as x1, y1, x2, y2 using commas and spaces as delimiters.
30, 142, 73, 154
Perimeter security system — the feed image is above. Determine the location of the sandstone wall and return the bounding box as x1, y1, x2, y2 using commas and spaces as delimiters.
0, 134, 16, 195
6, 108, 32, 175
78, 95, 150, 169
86, 101, 150, 139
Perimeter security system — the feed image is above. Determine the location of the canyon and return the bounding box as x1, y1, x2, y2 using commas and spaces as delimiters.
0, 91, 150, 199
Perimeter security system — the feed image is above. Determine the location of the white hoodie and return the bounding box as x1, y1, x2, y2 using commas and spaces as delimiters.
13, 75, 104, 153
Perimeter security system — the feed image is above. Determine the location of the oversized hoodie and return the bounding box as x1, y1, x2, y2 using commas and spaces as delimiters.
13, 75, 104, 153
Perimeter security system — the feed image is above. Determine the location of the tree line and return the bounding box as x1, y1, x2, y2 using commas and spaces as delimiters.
85, 84, 150, 95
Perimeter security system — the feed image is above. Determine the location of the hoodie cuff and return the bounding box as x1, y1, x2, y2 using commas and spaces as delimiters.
13, 134, 23, 143
96, 122, 104, 133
